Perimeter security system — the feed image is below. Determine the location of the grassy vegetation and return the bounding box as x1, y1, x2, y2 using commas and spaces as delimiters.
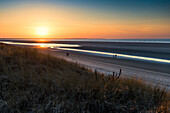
0, 44, 169, 113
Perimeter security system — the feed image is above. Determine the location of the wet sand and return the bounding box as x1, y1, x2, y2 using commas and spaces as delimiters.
55, 41, 170, 59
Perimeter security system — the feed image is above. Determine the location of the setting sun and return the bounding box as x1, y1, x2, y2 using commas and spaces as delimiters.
36, 27, 48, 36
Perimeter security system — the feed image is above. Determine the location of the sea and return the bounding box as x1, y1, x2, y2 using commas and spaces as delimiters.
1, 38, 170, 65
1, 38, 170, 43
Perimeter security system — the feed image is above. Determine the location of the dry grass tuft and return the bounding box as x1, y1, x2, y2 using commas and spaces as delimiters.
0, 44, 169, 113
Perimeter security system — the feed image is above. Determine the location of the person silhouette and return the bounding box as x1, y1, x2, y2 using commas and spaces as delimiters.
66, 52, 69, 57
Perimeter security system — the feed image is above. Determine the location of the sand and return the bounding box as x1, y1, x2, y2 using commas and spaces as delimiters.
39, 48, 170, 90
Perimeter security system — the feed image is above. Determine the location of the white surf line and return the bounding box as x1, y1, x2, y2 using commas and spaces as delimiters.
58, 47, 170, 64
0, 41, 80, 48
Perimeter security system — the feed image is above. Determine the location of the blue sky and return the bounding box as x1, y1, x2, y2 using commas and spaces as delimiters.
1, 0, 170, 20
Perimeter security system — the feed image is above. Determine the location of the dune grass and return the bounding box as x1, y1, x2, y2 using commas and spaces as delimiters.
0, 43, 169, 113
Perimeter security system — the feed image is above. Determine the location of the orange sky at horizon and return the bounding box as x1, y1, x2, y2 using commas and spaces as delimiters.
0, 4, 170, 39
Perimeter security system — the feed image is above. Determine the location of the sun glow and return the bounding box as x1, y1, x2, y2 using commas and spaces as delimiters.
40, 44, 45, 47
36, 27, 48, 36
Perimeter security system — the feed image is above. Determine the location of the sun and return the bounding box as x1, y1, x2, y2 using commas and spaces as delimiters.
36, 27, 48, 36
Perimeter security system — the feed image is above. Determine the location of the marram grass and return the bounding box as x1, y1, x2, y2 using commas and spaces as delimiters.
0, 44, 169, 113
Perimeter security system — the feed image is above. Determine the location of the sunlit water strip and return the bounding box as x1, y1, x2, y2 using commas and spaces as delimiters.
58, 47, 170, 64
0, 41, 80, 47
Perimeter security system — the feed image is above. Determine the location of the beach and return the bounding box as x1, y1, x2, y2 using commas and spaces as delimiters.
38, 41, 170, 89
44, 49, 170, 89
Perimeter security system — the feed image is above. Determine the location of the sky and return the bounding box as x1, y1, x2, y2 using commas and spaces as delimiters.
0, 0, 170, 39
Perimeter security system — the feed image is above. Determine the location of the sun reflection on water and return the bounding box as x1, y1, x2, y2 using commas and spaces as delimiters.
0, 41, 80, 48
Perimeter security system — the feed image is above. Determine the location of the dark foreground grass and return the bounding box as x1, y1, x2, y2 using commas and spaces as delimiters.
0, 44, 169, 113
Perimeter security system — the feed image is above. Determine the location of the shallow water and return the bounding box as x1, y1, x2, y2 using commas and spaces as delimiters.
58, 47, 170, 64
1, 40, 170, 64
